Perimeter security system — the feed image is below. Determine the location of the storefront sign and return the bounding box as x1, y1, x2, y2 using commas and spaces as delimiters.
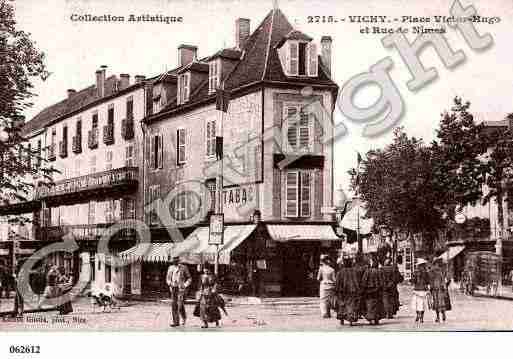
209, 214, 224, 245
222, 185, 254, 206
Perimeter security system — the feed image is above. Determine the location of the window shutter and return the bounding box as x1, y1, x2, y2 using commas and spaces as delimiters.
300, 172, 311, 217
149, 135, 155, 169
184, 73, 190, 102
307, 42, 318, 77
177, 75, 182, 104
158, 134, 163, 169
177, 128, 186, 164
299, 110, 310, 150
286, 171, 299, 217
285, 106, 298, 152
289, 42, 299, 75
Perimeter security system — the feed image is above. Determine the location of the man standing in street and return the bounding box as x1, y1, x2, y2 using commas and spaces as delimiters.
166, 256, 191, 327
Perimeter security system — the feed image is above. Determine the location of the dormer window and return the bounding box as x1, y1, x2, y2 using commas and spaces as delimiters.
177, 72, 190, 105
284, 41, 318, 77
208, 59, 220, 94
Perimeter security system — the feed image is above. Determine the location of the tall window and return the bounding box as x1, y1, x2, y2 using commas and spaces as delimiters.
285, 171, 312, 217
284, 104, 311, 152
107, 104, 114, 127
126, 96, 134, 119
106, 150, 113, 170
149, 134, 163, 169
177, 73, 190, 105
148, 185, 161, 226
89, 155, 96, 173
92, 112, 98, 129
125, 144, 134, 167
37, 139, 42, 168
208, 59, 220, 94
206, 119, 216, 157
177, 128, 186, 164
287, 41, 318, 77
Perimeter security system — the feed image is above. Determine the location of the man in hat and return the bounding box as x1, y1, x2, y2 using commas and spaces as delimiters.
166, 256, 192, 327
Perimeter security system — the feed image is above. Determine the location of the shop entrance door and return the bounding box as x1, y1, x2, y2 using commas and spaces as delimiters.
281, 242, 320, 297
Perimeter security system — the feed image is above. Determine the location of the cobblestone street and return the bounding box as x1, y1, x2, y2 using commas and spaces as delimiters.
1, 286, 512, 331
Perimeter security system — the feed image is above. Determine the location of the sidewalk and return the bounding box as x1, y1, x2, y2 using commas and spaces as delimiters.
472, 285, 513, 301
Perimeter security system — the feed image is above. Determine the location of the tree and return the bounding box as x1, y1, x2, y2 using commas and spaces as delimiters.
433, 98, 513, 289
0, 0, 53, 224
350, 128, 445, 256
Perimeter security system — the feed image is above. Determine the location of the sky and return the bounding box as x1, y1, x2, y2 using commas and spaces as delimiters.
14, 0, 513, 204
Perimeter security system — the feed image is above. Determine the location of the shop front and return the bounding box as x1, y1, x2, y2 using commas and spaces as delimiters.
119, 222, 343, 298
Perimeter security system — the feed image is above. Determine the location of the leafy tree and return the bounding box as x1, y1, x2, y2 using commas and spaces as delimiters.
350, 128, 444, 254
0, 0, 53, 224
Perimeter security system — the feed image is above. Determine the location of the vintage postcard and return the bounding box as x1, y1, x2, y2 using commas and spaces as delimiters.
0, 0, 512, 350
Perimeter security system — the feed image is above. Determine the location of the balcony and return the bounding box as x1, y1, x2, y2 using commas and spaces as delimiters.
35, 166, 138, 203
47, 144, 56, 161
103, 124, 114, 145
38, 223, 136, 242
59, 140, 68, 158
72, 135, 82, 154
88, 129, 99, 149
121, 118, 134, 140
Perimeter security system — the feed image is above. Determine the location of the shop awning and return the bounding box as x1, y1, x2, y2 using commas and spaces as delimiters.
182, 225, 257, 264
436, 245, 465, 262
119, 225, 257, 264
266, 224, 342, 242
340, 204, 373, 235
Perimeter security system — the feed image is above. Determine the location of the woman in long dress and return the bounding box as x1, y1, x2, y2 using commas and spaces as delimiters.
429, 258, 450, 322
411, 258, 430, 324
381, 258, 403, 319
197, 266, 222, 328
57, 267, 73, 315
317, 255, 336, 318
360, 256, 384, 325
336, 257, 361, 326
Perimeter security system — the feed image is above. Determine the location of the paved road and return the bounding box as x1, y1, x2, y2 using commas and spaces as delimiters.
1, 286, 512, 331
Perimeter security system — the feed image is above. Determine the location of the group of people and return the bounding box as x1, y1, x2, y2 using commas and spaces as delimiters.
166, 256, 226, 329
410, 257, 451, 324
317, 253, 403, 326
317, 253, 451, 326
37, 265, 74, 315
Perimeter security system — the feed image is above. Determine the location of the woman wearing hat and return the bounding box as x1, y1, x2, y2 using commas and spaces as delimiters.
317, 254, 336, 318
429, 257, 450, 322
411, 258, 430, 324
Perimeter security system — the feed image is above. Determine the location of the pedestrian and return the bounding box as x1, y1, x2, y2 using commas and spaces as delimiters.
166, 256, 191, 327
39, 267, 59, 309
410, 258, 430, 324
509, 268, 513, 293
360, 255, 384, 325
57, 266, 73, 315
317, 254, 336, 318
195, 265, 222, 328
335, 257, 361, 326
381, 258, 403, 319
429, 258, 450, 323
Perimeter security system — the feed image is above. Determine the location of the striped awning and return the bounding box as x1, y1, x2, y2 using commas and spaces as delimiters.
436, 245, 465, 262
119, 225, 257, 264
266, 224, 342, 242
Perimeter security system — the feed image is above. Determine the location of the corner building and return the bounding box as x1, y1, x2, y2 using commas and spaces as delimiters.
124, 7, 342, 297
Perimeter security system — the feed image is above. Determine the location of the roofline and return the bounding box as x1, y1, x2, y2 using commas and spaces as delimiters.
23, 81, 146, 139
144, 79, 339, 124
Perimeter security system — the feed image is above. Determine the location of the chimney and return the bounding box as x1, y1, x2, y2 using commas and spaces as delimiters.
235, 18, 250, 50
321, 36, 332, 77
96, 65, 107, 98
67, 89, 76, 98
119, 74, 130, 90
134, 75, 146, 84
177, 44, 197, 67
